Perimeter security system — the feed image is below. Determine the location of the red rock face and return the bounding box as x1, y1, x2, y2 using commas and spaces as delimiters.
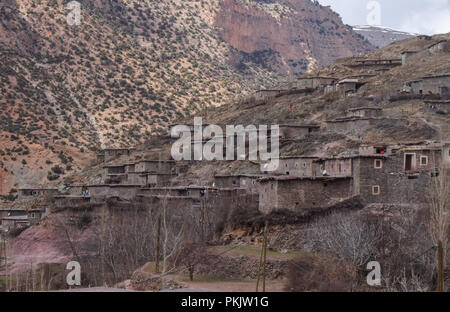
215, 0, 373, 76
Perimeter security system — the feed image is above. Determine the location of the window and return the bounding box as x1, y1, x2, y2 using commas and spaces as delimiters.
420, 156, 428, 166
372, 186, 380, 195
374, 159, 383, 169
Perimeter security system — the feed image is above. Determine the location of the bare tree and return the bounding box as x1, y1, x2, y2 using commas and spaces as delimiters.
428, 149, 450, 291
305, 212, 382, 267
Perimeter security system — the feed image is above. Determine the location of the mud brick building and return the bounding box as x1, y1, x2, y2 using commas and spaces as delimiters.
401, 51, 418, 66
214, 175, 263, 194
18, 188, 59, 200
428, 40, 450, 54
127, 172, 175, 186
274, 156, 318, 176
290, 76, 337, 90
353, 143, 449, 206
313, 157, 354, 178
346, 107, 383, 118
258, 176, 354, 213
335, 78, 368, 96
279, 124, 320, 139
345, 59, 402, 68
326, 116, 378, 132
410, 74, 450, 98
359, 144, 398, 156
254, 89, 285, 101
103, 148, 134, 162
135, 160, 176, 174
0, 207, 46, 232
86, 185, 110, 197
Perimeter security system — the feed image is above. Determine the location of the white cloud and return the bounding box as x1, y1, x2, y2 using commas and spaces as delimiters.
399, 1, 450, 35
317, 0, 450, 35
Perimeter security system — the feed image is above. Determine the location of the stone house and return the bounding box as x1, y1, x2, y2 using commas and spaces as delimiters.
103, 148, 133, 162
290, 76, 337, 90
18, 188, 59, 200
102, 164, 128, 184
326, 116, 378, 132
336, 79, 364, 96
346, 59, 402, 68
279, 124, 320, 139
0, 208, 45, 232
127, 172, 175, 186
135, 160, 176, 174
401, 51, 418, 66
352, 144, 449, 206
214, 175, 263, 194
346, 107, 382, 118
359, 144, 398, 156
258, 176, 354, 214
274, 156, 318, 176
428, 40, 450, 54
313, 157, 354, 178
254, 90, 284, 101
107, 185, 141, 200
410, 74, 450, 98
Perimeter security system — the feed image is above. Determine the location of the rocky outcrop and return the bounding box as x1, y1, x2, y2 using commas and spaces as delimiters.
215, 0, 373, 76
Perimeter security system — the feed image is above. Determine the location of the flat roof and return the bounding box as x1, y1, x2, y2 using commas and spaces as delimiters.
296, 76, 336, 80
420, 73, 450, 79
215, 174, 266, 178
2, 215, 29, 221
258, 176, 352, 182
347, 107, 382, 112
428, 40, 449, 48
279, 124, 320, 128
313, 155, 389, 161
136, 195, 197, 200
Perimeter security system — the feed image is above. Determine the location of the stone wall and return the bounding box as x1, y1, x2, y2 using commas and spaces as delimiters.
411, 76, 450, 95
258, 177, 353, 214
275, 158, 316, 176
279, 125, 319, 139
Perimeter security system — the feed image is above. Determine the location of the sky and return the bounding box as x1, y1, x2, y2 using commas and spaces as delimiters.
317, 0, 450, 35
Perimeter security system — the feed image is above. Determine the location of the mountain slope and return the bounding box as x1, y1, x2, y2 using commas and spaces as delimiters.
0, 0, 372, 192
353, 25, 418, 48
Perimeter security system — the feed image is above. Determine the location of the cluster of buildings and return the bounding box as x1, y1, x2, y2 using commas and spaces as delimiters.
4, 136, 448, 233
252, 39, 450, 103
2, 39, 449, 233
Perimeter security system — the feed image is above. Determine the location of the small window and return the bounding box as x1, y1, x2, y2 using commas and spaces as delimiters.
372, 186, 380, 195
375, 147, 386, 154
374, 159, 383, 169
420, 156, 428, 166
